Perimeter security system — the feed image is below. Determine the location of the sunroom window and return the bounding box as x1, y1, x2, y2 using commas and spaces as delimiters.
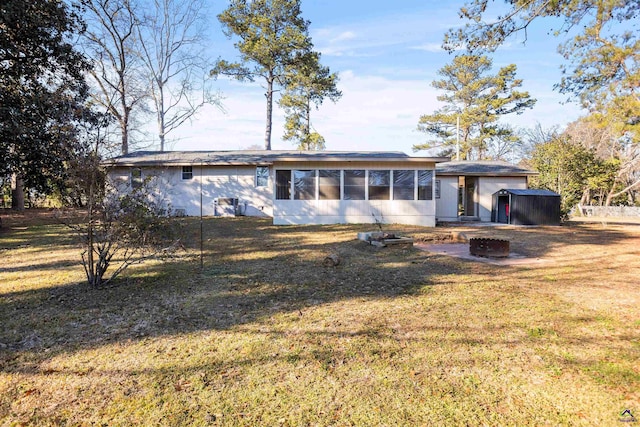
418, 170, 434, 200
368, 170, 390, 200
393, 170, 415, 200
319, 170, 340, 200
294, 170, 316, 200
276, 170, 291, 200
344, 170, 365, 200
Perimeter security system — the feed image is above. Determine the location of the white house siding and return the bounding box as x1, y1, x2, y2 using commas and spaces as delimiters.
107, 165, 273, 217
435, 176, 460, 222
274, 200, 436, 226
477, 177, 527, 221
272, 161, 437, 226
435, 176, 528, 222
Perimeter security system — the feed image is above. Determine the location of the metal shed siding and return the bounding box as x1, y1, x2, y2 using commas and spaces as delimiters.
492, 189, 561, 225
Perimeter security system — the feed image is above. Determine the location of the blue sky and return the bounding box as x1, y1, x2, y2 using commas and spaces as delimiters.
163, 1, 585, 155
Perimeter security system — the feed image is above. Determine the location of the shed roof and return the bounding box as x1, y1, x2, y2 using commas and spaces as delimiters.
436, 161, 537, 176
105, 150, 450, 166
495, 189, 560, 197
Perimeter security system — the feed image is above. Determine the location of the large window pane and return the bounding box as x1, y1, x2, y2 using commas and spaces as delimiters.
319, 170, 340, 200
344, 170, 365, 200
294, 170, 316, 200
276, 170, 291, 200
418, 170, 433, 200
393, 170, 415, 200
368, 170, 390, 200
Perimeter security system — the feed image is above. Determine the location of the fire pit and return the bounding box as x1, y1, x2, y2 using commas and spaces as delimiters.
469, 238, 510, 258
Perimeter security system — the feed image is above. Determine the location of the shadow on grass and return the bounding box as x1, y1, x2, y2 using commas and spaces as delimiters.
0, 217, 637, 372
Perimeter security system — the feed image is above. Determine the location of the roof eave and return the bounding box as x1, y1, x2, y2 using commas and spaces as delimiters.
436, 172, 538, 177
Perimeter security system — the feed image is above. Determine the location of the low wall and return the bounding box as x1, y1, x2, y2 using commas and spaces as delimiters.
576, 206, 640, 217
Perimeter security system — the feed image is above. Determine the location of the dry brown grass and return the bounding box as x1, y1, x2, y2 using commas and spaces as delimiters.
1, 212, 639, 426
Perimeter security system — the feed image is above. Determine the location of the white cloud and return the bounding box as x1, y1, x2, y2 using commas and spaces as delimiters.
331, 31, 357, 43
410, 42, 444, 52
170, 70, 442, 153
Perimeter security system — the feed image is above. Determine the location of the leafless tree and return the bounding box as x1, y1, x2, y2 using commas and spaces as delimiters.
82, 0, 150, 155
136, 0, 222, 151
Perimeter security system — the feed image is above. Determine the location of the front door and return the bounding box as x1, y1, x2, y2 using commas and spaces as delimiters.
464, 177, 477, 217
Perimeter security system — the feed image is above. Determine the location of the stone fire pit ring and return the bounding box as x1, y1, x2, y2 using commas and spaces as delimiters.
469, 238, 510, 258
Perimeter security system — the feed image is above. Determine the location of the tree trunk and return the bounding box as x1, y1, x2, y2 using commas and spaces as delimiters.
158, 82, 166, 152
605, 179, 640, 206
121, 114, 129, 155
264, 75, 273, 150
11, 173, 25, 211
304, 95, 311, 150
158, 109, 166, 152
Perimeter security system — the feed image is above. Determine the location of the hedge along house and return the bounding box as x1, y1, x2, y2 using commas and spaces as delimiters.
435, 161, 538, 222
105, 151, 450, 227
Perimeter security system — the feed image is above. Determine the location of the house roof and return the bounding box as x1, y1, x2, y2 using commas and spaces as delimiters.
105, 150, 450, 166
496, 189, 560, 197
436, 161, 537, 176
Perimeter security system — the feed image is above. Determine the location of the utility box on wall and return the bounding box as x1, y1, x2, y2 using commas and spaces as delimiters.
491, 189, 561, 226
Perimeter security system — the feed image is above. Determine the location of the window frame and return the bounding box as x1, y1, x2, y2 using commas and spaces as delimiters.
318, 169, 341, 200
275, 170, 292, 200
293, 169, 317, 200
182, 166, 193, 180
392, 170, 416, 200
343, 169, 366, 200
368, 170, 390, 200
256, 166, 269, 187
418, 170, 434, 201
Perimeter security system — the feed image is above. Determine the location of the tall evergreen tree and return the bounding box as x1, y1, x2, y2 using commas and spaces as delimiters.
1, 0, 91, 209
211, 0, 314, 150
413, 54, 535, 160
279, 51, 341, 151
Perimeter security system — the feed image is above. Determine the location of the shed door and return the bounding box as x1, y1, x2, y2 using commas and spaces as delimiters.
496, 195, 509, 223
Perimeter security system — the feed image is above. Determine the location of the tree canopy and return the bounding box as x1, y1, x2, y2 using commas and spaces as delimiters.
528, 132, 617, 213
1, 0, 91, 198
413, 54, 535, 160
211, 0, 318, 150
444, 0, 639, 136
279, 51, 341, 150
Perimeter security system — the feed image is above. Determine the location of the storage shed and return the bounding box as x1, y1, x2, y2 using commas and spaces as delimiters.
492, 189, 561, 225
